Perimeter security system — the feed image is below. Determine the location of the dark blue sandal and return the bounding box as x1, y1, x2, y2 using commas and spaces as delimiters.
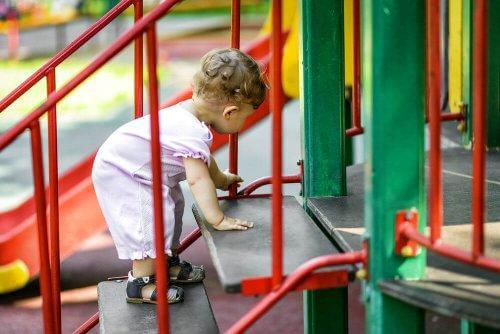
169, 255, 205, 283
125, 271, 183, 304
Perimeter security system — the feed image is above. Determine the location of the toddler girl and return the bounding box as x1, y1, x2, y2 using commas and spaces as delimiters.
92, 48, 267, 304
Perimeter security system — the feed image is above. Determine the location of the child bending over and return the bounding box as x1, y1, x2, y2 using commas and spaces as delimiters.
92, 48, 268, 304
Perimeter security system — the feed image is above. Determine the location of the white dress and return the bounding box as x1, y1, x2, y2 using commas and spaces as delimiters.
92, 102, 212, 260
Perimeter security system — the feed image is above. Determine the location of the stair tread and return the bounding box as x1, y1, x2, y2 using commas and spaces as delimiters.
192, 196, 342, 293
379, 276, 500, 329
97, 280, 218, 334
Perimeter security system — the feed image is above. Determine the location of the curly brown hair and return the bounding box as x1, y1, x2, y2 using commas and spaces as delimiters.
193, 48, 268, 109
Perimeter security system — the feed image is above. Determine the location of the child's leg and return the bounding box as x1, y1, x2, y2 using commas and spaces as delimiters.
132, 258, 155, 299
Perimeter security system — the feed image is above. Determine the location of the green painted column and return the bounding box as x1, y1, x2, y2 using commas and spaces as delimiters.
486, 0, 500, 148
362, 1, 426, 334
461, 319, 499, 334
300, 0, 347, 333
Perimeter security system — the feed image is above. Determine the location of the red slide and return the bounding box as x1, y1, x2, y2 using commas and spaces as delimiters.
0, 33, 284, 293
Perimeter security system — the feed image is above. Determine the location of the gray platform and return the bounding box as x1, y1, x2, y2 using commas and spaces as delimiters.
307, 148, 500, 252
97, 280, 219, 334
192, 196, 345, 293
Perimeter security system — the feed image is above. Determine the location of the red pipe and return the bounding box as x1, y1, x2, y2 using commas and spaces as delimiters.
147, 24, 169, 334
30, 122, 56, 334
228, 0, 241, 197
240, 173, 301, 196
270, 0, 283, 288
0, 0, 182, 151
440, 112, 464, 122
134, 0, 144, 118
0, 0, 135, 113
46, 68, 62, 334
426, 0, 443, 244
352, 0, 361, 131
400, 223, 500, 272
227, 251, 366, 334
472, 0, 487, 258
345, 126, 364, 137
175, 228, 202, 254
72, 312, 99, 334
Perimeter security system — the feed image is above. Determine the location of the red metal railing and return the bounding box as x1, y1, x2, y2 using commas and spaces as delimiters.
396, 0, 500, 273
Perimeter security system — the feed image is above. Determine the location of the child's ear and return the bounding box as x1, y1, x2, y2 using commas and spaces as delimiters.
222, 105, 239, 120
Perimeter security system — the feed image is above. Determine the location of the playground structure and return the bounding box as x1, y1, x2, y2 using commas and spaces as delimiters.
0, 0, 499, 333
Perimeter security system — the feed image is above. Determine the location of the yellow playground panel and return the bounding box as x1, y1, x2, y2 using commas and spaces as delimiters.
449, 0, 463, 114
261, 0, 355, 99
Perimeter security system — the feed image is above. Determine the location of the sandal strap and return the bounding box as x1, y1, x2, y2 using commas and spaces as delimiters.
126, 271, 156, 299
168, 255, 180, 267
175, 261, 193, 281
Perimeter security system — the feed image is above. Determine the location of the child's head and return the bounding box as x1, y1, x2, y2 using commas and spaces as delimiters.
192, 48, 268, 134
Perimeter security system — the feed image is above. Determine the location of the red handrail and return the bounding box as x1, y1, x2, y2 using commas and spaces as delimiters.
227, 251, 366, 333
0, 0, 182, 150
0, 0, 136, 113
471, 0, 487, 258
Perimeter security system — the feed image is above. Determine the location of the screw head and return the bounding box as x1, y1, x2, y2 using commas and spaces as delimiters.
356, 269, 367, 280
401, 245, 414, 257
457, 122, 466, 133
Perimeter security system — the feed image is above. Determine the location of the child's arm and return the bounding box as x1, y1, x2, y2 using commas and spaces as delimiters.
208, 156, 243, 191
184, 157, 253, 231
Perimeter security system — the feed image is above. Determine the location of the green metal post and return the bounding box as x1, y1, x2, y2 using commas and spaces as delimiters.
461, 319, 499, 334
362, 1, 426, 333
486, 0, 500, 148
300, 0, 347, 333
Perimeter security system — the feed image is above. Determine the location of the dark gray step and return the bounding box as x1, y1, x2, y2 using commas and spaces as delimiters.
192, 196, 345, 293
379, 273, 500, 330
97, 280, 219, 334
307, 148, 500, 253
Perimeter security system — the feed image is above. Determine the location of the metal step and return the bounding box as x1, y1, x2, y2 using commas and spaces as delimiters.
192, 195, 347, 293
97, 280, 219, 334
379, 270, 500, 330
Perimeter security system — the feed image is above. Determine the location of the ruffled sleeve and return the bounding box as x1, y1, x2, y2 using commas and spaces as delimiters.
160, 108, 213, 166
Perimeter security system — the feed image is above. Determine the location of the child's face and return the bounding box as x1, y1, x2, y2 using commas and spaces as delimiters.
211, 103, 256, 134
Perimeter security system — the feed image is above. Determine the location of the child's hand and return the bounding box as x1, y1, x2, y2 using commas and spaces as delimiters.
213, 216, 254, 231
217, 170, 243, 191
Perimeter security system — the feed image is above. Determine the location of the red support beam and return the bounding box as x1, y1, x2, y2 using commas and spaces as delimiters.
472, 0, 487, 258
228, 0, 241, 197
72, 312, 99, 334
426, 0, 443, 244
270, 0, 283, 288
47, 68, 62, 334
146, 24, 170, 334
30, 122, 56, 334
134, 0, 144, 119
352, 0, 361, 131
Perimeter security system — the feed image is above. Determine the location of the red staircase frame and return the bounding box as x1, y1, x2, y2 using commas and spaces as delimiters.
395, 0, 500, 272
1, 0, 496, 333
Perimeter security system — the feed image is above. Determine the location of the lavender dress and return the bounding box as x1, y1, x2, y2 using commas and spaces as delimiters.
92, 103, 212, 260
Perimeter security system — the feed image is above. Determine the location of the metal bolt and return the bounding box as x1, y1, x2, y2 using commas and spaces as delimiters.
401, 245, 414, 257
457, 122, 466, 133
356, 269, 367, 280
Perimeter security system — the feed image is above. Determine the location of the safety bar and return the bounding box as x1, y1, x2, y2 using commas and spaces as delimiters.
227, 251, 366, 333
396, 0, 500, 274
0, 0, 137, 113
